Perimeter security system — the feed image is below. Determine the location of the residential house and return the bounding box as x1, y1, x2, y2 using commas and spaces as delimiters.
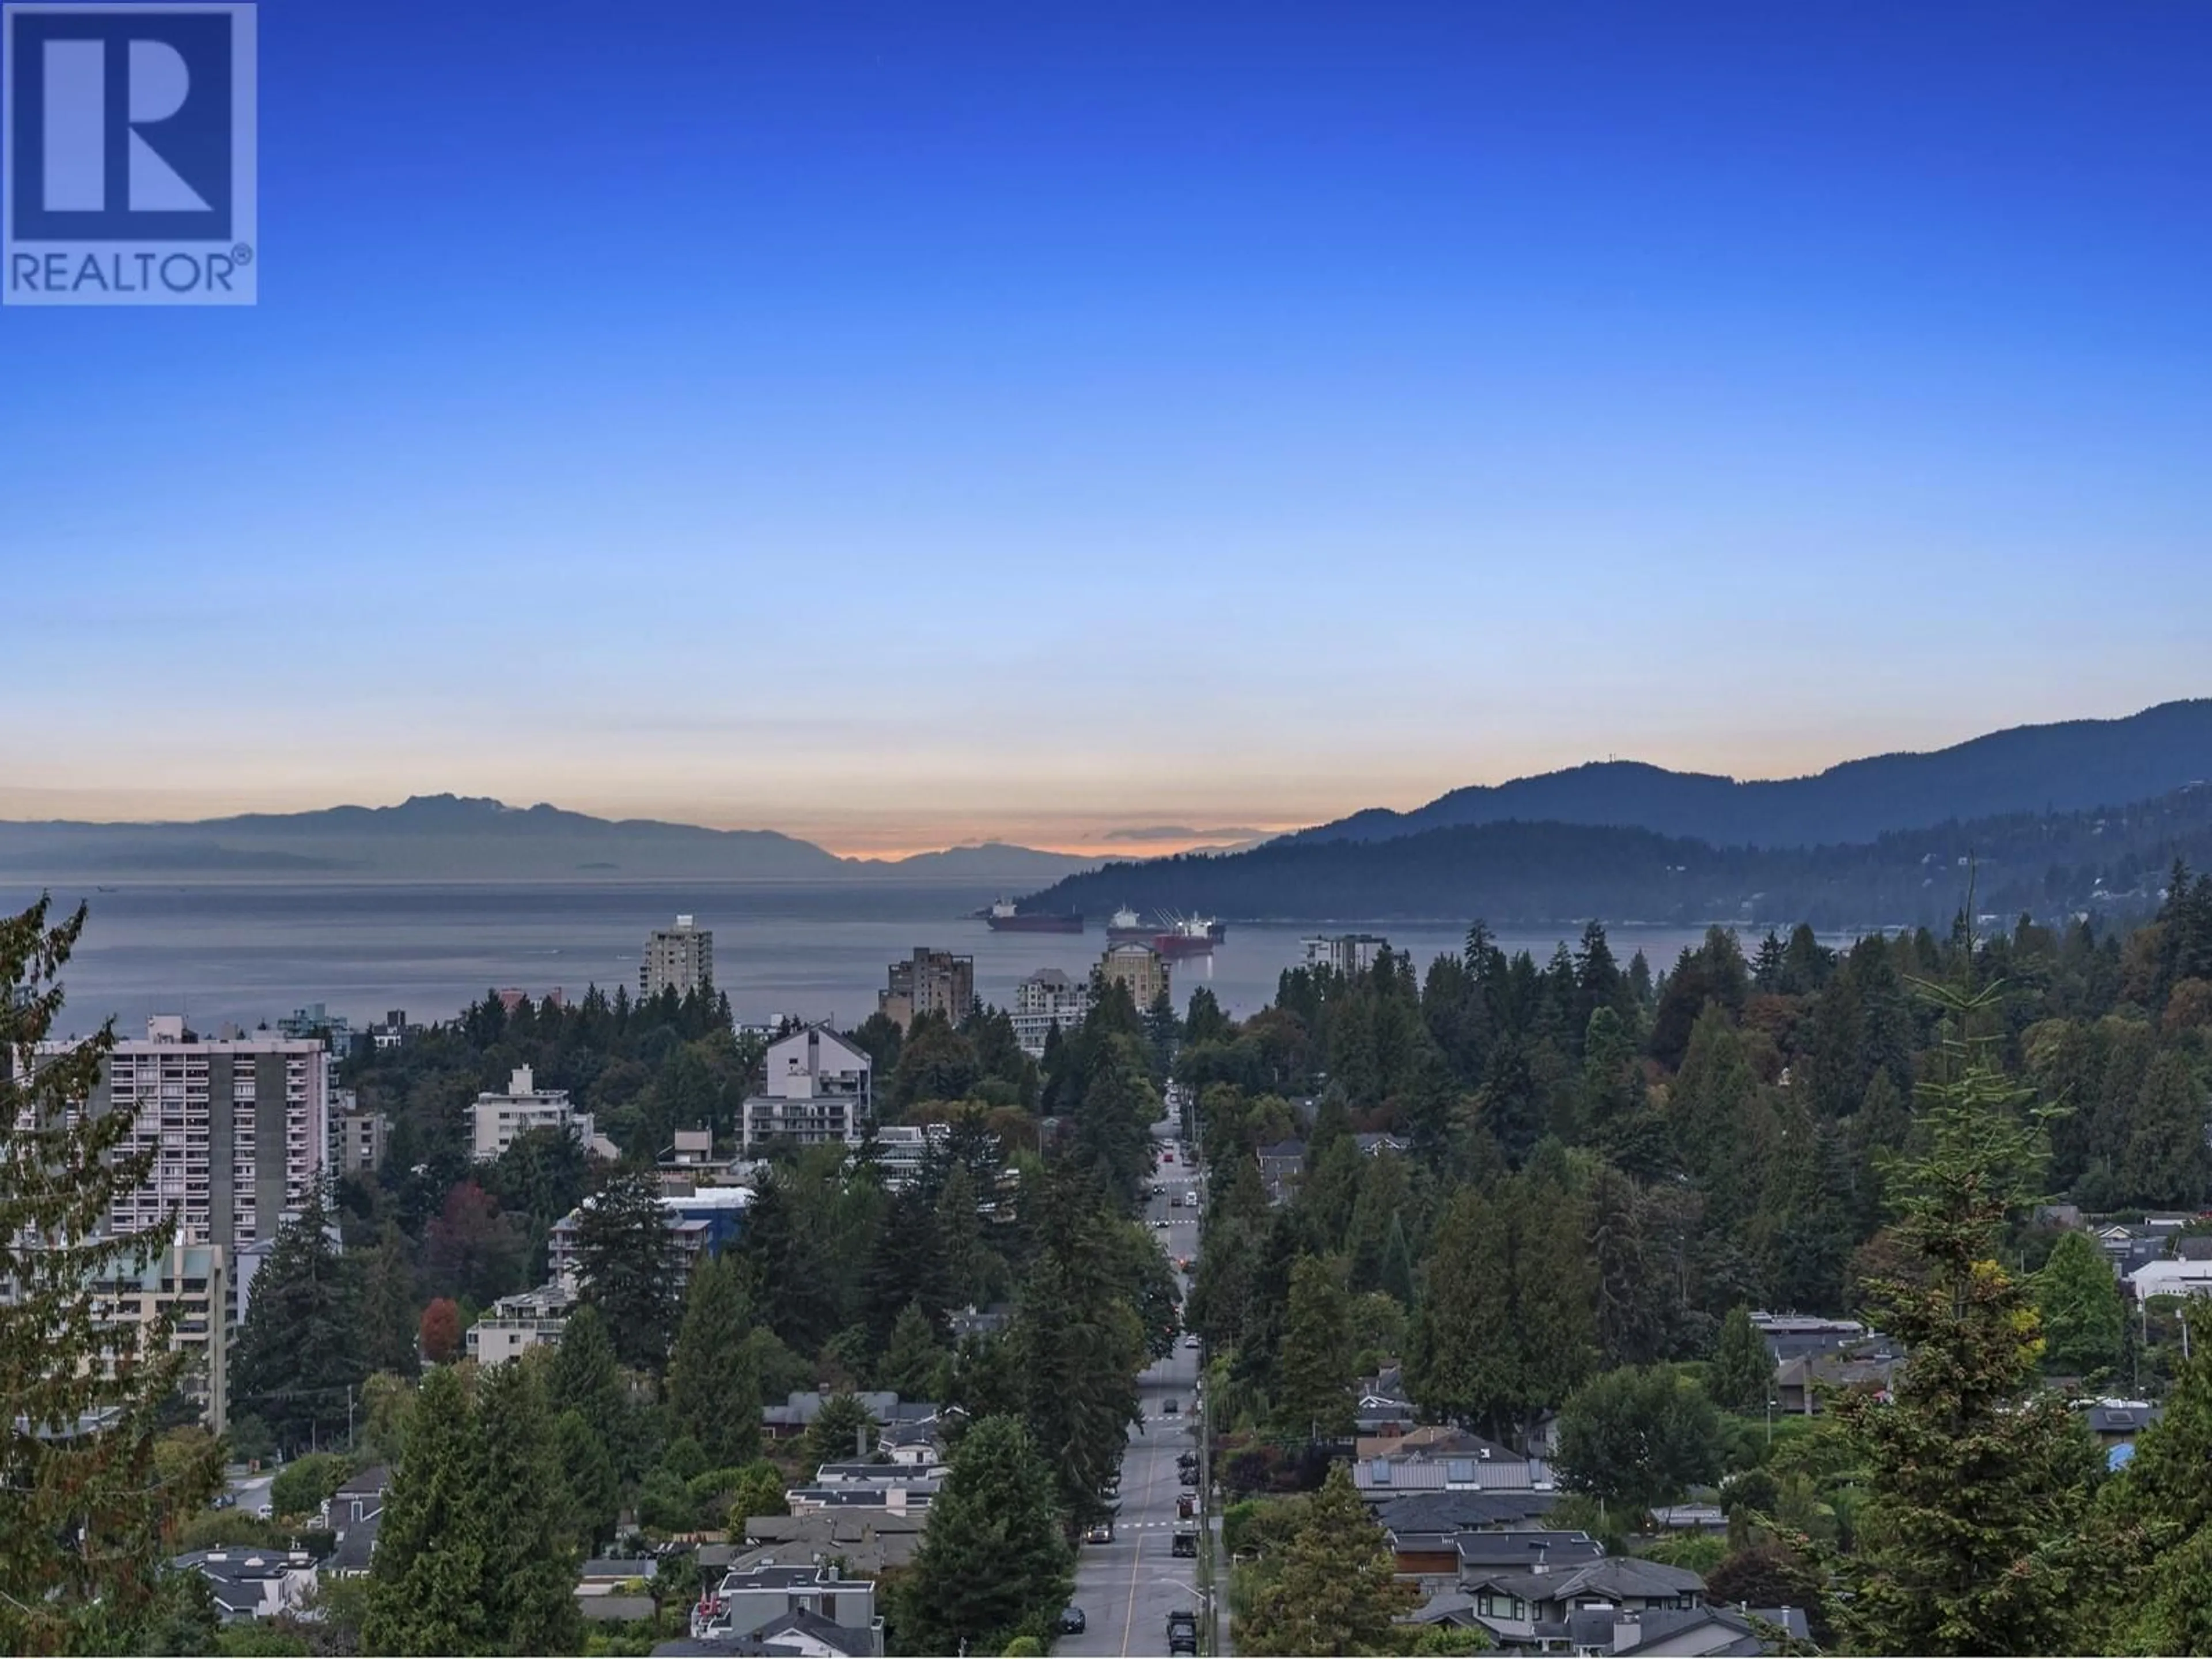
1373, 1491, 1565, 1541
2129, 1257, 2212, 1301
761, 1392, 941, 1443
1355, 1446, 1555, 1497
658, 1128, 721, 1194
731, 1513, 930, 1576
321, 1465, 388, 1579
1750, 1313, 1869, 1369
172, 1549, 318, 1623
1559, 1603, 1812, 1657
1359, 1425, 1516, 1463
1256, 1139, 1308, 1205
577, 1557, 659, 1625
1354, 1131, 1412, 1158
1772, 1337, 1902, 1415
691, 1563, 884, 1657
2081, 1398, 2164, 1453
1449, 1555, 1708, 1651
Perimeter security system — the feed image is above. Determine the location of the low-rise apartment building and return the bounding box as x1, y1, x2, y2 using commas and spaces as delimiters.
743, 1025, 873, 1152
471, 1066, 603, 1162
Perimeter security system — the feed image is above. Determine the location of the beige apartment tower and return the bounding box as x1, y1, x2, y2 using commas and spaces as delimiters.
642, 914, 714, 999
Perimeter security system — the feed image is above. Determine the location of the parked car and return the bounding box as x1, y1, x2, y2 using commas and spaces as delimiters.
1166, 1610, 1199, 1656
1058, 1607, 1088, 1635
1177, 1493, 1195, 1520
1172, 1529, 1199, 1558
1184, 1334, 1201, 1349
1179, 1467, 1199, 1488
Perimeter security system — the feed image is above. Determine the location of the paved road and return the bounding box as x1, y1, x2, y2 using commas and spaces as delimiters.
1060, 1112, 1215, 1657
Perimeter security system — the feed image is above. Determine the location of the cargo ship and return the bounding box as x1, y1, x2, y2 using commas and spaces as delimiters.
983, 897, 1085, 934
1107, 906, 1226, 958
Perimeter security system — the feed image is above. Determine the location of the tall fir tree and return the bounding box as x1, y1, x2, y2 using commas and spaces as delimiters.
1238, 1464, 1416, 1656
1828, 981, 2102, 1656
363, 1365, 488, 1655
1710, 1305, 1773, 1414
666, 1252, 761, 1468
575, 1166, 680, 1373
896, 1415, 1073, 1656
471, 1359, 584, 1655
229, 1190, 364, 1452
1, 898, 224, 1653
1272, 1255, 1355, 1438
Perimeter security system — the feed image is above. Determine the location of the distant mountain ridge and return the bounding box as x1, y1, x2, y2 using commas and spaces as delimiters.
1029, 784, 2212, 931
0, 794, 1105, 884
1297, 699, 2212, 850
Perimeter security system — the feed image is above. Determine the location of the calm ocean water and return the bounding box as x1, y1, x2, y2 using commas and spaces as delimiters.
9, 878, 1743, 1039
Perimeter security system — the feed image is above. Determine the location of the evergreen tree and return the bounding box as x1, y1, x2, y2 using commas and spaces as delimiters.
1238, 1464, 1416, 1656
574, 1167, 680, 1373
666, 1253, 760, 1468
897, 1415, 1073, 1656
551, 1407, 619, 1552
1273, 1255, 1356, 1438
230, 1192, 365, 1452
546, 1304, 634, 1479
1406, 1188, 1518, 1435
1828, 982, 2101, 1657
1, 898, 224, 1652
357, 1222, 422, 1380
364, 1365, 487, 1655
1710, 1304, 1773, 1414
472, 1359, 583, 1655
878, 1300, 949, 1399
802, 1392, 878, 1469
2097, 1351, 2212, 1652
2033, 1229, 2126, 1379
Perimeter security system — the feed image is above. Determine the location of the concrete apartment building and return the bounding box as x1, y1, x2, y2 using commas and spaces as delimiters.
88, 1240, 232, 1431
328, 1089, 388, 1176
744, 1025, 874, 1151
641, 914, 714, 999
1099, 941, 1171, 1009
466, 1280, 578, 1368
44, 1017, 330, 1263
1303, 933, 1391, 976
877, 948, 974, 1032
470, 1066, 604, 1162
1010, 968, 1092, 1056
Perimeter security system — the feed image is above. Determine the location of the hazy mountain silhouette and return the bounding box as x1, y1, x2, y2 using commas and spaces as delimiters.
1296, 700, 2212, 850
0, 795, 1103, 883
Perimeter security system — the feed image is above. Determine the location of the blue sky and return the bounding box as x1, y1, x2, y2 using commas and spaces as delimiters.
3, 0, 2208, 853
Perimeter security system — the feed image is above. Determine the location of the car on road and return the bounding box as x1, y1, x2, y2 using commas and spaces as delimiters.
1153, 1217, 1169, 1228
1058, 1607, 1087, 1635
1184, 1334, 1200, 1349
1162, 1398, 1179, 1415
1167, 1609, 1199, 1656
1177, 1493, 1195, 1520
1172, 1529, 1199, 1558
1179, 1466, 1199, 1487
1084, 1520, 1113, 1544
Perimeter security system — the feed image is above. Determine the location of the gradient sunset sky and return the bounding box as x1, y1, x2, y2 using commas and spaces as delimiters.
3, 1, 2207, 855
